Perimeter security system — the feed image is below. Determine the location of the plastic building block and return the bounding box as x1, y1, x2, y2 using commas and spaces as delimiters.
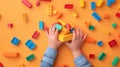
3, 52, 19, 58
47, 4, 53, 16
39, 21, 44, 30
55, 24, 63, 31
11, 37, 20, 46
0, 62, 3, 67
103, 14, 109, 19
58, 19, 66, 26
97, 41, 103, 46
70, 28, 74, 33
89, 54, 95, 58
91, 2, 96, 10
64, 4, 74, 9
32, 31, 40, 39
98, 52, 106, 60
7, 23, 13, 28
25, 39, 36, 50
26, 54, 35, 61
60, 27, 70, 34
22, 13, 28, 22
66, 23, 71, 30
56, 12, 62, 19
108, 39, 117, 47
36, 0, 40, 6
96, 0, 103, 7
107, 0, 115, 7
89, 25, 95, 31
58, 33, 73, 42
22, 0, 32, 8
112, 57, 119, 66
85, 37, 96, 44
116, 12, 120, 18
112, 23, 117, 28
92, 12, 101, 21
72, 12, 78, 18
80, 0, 85, 8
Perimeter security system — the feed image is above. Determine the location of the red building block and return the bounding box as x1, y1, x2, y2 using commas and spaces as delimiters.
89, 54, 95, 58
65, 23, 71, 30
36, 0, 40, 6
108, 39, 117, 47
32, 31, 40, 39
7, 23, 13, 28
116, 12, 120, 18
0, 62, 3, 67
64, 4, 74, 9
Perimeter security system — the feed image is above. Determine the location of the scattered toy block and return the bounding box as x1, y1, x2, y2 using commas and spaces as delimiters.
58, 19, 66, 26
36, 0, 40, 6
89, 25, 95, 31
0, 62, 3, 67
69, 28, 74, 33
98, 52, 106, 60
47, 4, 53, 16
25, 39, 36, 50
39, 21, 44, 30
103, 14, 109, 19
97, 41, 103, 46
59, 33, 73, 42
64, 4, 74, 9
107, 0, 115, 7
80, 0, 85, 8
3, 52, 19, 58
7, 23, 13, 28
108, 39, 117, 48
112, 57, 119, 66
112, 23, 117, 28
89, 54, 95, 58
116, 12, 120, 18
60, 27, 70, 34
22, 13, 28, 22
92, 12, 101, 21
85, 37, 96, 44
22, 0, 32, 8
11, 37, 20, 46
55, 24, 63, 31
91, 2, 96, 10
26, 54, 35, 61
32, 31, 40, 39
56, 12, 62, 19
66, 23, 71, 30
72, 12, 78, 18
19, 63, 25, 67
96, 0, 103, 7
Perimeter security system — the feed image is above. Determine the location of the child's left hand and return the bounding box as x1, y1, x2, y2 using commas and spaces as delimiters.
45, 25, 62, 50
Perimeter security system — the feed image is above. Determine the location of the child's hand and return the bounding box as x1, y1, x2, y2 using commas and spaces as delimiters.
65, 28, 87, 58
45, 25, 62, 50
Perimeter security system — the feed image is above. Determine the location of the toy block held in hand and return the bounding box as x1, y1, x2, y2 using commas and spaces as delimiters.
3, 52, 19, 58
55, 24, 63, 31
58, 19, 66, 26
60, 27, 70, 34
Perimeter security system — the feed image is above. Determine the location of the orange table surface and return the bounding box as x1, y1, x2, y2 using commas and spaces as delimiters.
0, 0, 120, 67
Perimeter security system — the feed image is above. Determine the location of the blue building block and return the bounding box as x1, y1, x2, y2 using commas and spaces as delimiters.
39, 21, 44, 30
97, 41, 103, 46
25, 39, 36, 50
70, 28, 74, 33
107, 0, 115, 7
91, 2, 96, 10
11, 37, 20, 46
92, 12, 101, 21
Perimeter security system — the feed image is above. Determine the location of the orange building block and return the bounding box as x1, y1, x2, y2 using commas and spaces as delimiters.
3, 52, 19, 58
56, 12, 63, 19
103, 14, 109, 19
85, 37, 96, 44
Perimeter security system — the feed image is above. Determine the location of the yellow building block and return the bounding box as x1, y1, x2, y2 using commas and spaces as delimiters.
118, 4, 120, 10
59, 33, 73, 42
80, 0, 85, 8
22, 13, 28, 22
72, 12, 78, 18
47, 4, 53, 16
96, 0, 103, 7
58, 19, 66, 26
60, 27, 70, 34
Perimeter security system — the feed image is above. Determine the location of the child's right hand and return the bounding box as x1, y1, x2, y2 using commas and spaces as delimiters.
65, 28, 87, 58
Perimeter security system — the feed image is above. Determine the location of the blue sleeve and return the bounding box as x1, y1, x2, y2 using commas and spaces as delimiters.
40, 47, 57, 67
74, 54, 91, 67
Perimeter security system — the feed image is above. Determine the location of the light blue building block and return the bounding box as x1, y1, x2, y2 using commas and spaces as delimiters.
39, 21, 44, 30
91, 2, 96, 10
92, 12, 101, 21
11, 37, 20, 46
25, 39, 36, 50
55, 24, 63, 31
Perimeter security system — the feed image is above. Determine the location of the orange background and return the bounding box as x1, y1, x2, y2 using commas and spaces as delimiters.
0, 0, 120, 67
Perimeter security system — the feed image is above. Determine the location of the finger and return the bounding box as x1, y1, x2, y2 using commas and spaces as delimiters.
52, 24, 56, 34
76, 28, 80, 40
65, 42, 70, 46
72, 30, 77, 41
55, 29, 59, 36
49, 25, 53, 34
82, 34, 87, 43
79, 29, 82, 40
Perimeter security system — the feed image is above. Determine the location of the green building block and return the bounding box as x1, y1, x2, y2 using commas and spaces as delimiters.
112, 23, 117, 28
55, 24, 63, 31
26, 54, 35, 61
112, 57, 119, 66
89, 25, 95, 31
98, 52, 106, 60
